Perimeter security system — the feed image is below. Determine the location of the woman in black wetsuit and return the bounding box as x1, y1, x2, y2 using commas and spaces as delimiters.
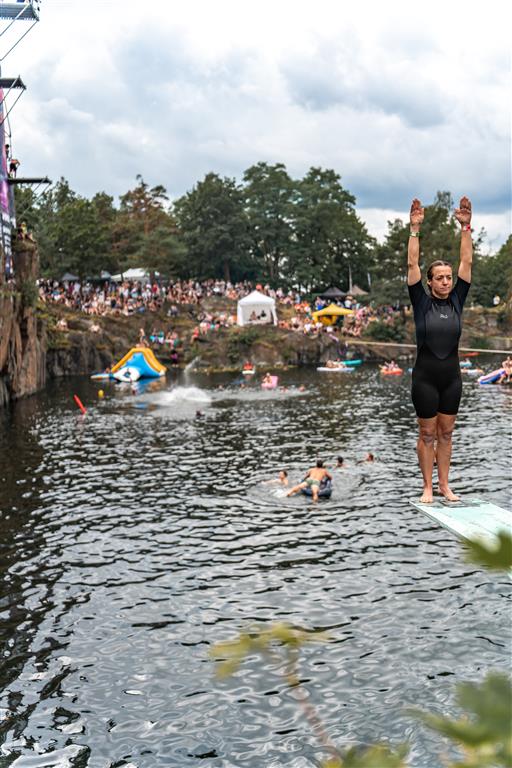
407, 197, 473, 503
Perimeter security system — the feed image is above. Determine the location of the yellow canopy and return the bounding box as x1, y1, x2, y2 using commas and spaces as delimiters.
312, 304, 354, 325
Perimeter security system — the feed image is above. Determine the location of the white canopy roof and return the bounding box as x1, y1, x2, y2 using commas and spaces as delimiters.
110, 268, 159, 283
237, 290, 277, 326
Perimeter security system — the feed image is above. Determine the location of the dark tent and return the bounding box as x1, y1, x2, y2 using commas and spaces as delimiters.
318, 286, 347, 300
348, 284, 368, 297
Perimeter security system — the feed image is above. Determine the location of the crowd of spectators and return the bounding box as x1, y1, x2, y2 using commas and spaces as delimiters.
38, 276, 404, 344
37, 278, 302, 317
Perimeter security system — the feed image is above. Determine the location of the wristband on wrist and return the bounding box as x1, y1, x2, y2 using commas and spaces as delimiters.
409, 231, 420, 237
461, 224, 472, 232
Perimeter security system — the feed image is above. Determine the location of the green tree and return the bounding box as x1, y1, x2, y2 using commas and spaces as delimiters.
27, 178, 107, 279
113, 175, 184, 276
291, 167, 375, 292
243, 162, 295, 283
471, 236, 512, 307
13, 186, 40, 234
89, 192, 118, 274
174, 172, 250, 282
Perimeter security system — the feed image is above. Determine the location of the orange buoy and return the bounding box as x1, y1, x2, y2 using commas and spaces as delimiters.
73, 394, 87, 414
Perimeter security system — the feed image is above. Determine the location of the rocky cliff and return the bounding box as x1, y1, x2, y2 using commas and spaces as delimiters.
0, 240, 46, 407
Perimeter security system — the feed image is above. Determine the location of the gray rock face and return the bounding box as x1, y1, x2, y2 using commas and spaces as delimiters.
0, 240, 46, 405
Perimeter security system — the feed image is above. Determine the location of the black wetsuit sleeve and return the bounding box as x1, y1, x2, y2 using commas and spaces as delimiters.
408, 280, 429, 312
450, 277, 471, 313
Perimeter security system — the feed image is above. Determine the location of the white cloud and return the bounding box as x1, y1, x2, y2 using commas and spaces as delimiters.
359, 207, 511, 254
2, 0, 510, 248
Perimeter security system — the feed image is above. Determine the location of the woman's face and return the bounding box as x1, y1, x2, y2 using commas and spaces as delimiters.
428, 266, 453, 299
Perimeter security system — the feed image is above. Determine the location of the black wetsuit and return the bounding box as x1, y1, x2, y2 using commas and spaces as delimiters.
408, 278, 470, 419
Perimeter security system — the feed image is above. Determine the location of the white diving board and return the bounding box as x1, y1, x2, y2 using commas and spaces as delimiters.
0, 2, 39, 21
410, 497, 512, 545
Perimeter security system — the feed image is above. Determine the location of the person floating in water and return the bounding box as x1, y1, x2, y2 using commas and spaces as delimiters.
407, 196, 473, 503
287, 460, 332, 503
264, 470, 289, 486
380, 360, 400, 372
335, 456, 345, 468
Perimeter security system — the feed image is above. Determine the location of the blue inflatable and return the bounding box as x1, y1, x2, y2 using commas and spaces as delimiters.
301, 478, 333, 499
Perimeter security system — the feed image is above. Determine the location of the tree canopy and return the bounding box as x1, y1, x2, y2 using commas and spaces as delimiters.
12, 173, 509, 306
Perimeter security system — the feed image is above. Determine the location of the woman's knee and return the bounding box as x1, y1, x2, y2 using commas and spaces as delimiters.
437, 425, 455, 443
418, 426, 436, 445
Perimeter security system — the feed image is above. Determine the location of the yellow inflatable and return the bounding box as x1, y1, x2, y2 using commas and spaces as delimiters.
312, 304, 354, 326
111, 347, 167, 378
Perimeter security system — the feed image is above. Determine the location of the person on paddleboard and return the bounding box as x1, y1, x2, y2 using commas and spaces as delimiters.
407, 196, 473, 503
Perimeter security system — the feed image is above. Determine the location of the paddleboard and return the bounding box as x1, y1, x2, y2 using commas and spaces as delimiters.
410, 497, 512, 545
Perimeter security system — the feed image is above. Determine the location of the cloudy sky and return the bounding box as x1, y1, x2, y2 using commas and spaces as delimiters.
3, 0, 511, 249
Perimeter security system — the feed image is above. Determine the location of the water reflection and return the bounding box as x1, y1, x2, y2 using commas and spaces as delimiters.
0, 368, 510, 767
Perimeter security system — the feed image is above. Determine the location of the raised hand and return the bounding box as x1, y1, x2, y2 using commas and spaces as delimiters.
410, 198, 424, 229
454, 196, 472, 227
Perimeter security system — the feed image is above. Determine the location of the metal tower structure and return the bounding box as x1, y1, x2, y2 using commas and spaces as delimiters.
0, 0, 48, 276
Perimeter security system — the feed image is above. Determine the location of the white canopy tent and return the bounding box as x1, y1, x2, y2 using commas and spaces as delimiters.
237, 290, 277, 326
110, 268, 159, 283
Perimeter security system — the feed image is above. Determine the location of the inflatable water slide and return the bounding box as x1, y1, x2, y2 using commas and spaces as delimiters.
91, 347, 167, 382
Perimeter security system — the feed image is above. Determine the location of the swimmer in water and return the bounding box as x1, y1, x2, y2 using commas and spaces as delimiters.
407, 196, 473, 503
264, 470, 289, 486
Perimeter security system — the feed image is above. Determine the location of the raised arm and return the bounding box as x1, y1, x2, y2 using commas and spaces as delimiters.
407, 198, 423, 285
454, 196, 472, 283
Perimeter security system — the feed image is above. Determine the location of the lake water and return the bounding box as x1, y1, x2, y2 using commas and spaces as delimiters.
0, 365, 511, 767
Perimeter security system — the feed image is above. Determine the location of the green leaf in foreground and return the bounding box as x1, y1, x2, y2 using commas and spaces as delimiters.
322, 744, 408, 767
464, 531, 512, 571
210, 622, 329, 678
411, 672, 512, 767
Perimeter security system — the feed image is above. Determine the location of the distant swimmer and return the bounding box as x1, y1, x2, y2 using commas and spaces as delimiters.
264, 470, 289, 486
407, 196, 473, 503
357, 452, 374, 464
287, 460, 332, 503
335, 456, 345, 468
497, 356, 512, 384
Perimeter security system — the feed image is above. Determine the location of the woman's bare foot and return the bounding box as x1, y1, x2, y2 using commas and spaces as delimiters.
420, 488, 434, 503
438, 486, 460, 502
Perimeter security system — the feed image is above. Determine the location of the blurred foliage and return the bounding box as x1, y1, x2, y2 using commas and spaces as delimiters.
412, 673, 512, 767
211, 532, 512, 768
211, 621, 328, 679
323, 745, 408, 768
464, 531, 512, 572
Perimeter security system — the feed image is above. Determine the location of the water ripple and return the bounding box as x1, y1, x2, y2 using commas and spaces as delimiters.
0, 368, 510, 767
